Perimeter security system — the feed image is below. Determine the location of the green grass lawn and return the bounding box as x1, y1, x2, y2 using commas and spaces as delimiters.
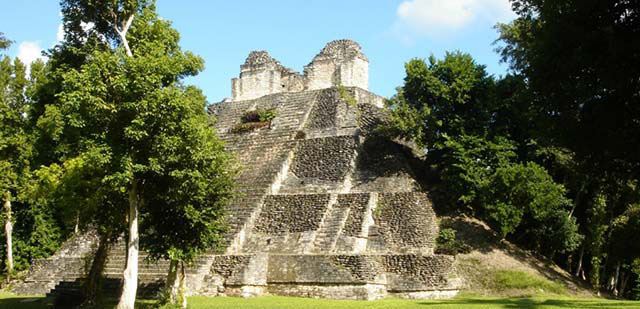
1, 293, 638, 309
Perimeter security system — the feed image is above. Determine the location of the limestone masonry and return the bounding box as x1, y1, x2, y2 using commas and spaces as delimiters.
15, 40, 461, 300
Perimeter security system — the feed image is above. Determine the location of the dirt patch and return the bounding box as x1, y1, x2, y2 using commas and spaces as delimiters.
442, 216, 594, 298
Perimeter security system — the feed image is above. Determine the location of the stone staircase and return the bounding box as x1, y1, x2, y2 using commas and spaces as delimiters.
35, 240, 215, 301
312, 205, 351, 252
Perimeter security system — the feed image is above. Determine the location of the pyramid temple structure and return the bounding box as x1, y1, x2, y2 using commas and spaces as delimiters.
15, 40, 461, 300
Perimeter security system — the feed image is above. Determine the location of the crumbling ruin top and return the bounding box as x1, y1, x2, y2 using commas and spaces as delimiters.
242, 51, 280, 68
310, 39, 368, 63
231, 39, 369, 101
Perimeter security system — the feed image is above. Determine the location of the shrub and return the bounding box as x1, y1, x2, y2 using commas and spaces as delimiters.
240, 109, 276, 123
257, 109, 276, 122
240, 110, 261, 123
232, 109, 276, 134
435, 228, 470, 255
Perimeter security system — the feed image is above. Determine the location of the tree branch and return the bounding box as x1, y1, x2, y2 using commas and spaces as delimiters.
114, 13, 135, 57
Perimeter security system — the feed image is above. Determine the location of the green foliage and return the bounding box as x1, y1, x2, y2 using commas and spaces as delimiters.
10, 165, 65, 270
0, 47, 61, 273
51, 1, 236, 268
496, 0, 640, 298
632, 259, 640, 300
384, 52, 494, 150
585, 193, 607, 288
435, 135, 517, 209
610, 205, 640, 265
258, 109, 277, 122
0, 33, 11, 50
496, 1, 640, 177
481, 162, 569, 237
232, 109, 276, 133
240, 109, 276, 123
60, 0, 152, 47
435, 228, 470, 255
385, 51, 582, 264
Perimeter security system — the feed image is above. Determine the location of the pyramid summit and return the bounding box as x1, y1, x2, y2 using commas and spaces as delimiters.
15, 40, 461, 300
231, 39, 369, 102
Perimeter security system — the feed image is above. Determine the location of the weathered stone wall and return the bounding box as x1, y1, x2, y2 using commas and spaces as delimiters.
231, 51, 304, 101
305, 89, 339, 130
200, 254, 268, 297
290, 136, 357, 182
255, 194, 330, 234
200, 254, 458, 300
243, 194, 331, 253
267, 255, 380, 284
303, 40, 369, 91
230, 40, 370, 102
383, 255, 455, 290
357, 102, 388, 133
368, 192, 438, 254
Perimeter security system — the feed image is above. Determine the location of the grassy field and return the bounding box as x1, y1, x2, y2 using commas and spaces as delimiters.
1, 293, 638, 309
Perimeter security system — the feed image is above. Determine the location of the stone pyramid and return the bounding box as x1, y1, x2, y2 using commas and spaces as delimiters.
15, 40, 460, 300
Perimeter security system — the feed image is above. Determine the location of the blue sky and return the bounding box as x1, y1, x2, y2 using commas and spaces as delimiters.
0, 0, 516, 102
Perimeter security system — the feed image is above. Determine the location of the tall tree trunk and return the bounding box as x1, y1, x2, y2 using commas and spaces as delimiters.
117, 181, 140, 309
165, 259, 179, 304
165, 260, 188, 308
613, 262, 621, 296
83, 232, 112, 305
619, 271, 628, 298
575, 246, 584, 277
74, 211, 80, 234
179, 261, 187, 309
4, 192, 13, 277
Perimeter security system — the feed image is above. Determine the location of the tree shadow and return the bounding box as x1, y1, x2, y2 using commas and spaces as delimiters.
417, 297, 640, 308
0, 296, 50, 309
0, 295, 161, 309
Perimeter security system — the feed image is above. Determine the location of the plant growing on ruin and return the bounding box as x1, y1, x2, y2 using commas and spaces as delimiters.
337, 85, 357, 108
231, 108, 277, 133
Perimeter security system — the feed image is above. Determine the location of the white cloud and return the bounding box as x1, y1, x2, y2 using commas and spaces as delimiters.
17, 41, 48, 72
392, 0, 516, 40
57, 24, 65, 42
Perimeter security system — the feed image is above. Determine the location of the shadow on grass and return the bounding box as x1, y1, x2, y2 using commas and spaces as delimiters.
418, 297, 639, 308
0, 296, 49, 309
0, 296, 160, 309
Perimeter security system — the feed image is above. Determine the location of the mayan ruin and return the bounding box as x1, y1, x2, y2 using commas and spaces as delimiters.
12, 39, 461, 301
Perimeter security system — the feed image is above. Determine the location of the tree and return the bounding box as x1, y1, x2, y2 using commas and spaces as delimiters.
0, 37, 34, 277
496, 0, 640, 295
496, 0, 640, 186
385, 53, 495, 151
54, 1, 235, 307
481, 162, 582, 256
385, 51, 583, 261
140, 87, 235, 306
0, 33, 10, 50
609, 204, 640, 297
